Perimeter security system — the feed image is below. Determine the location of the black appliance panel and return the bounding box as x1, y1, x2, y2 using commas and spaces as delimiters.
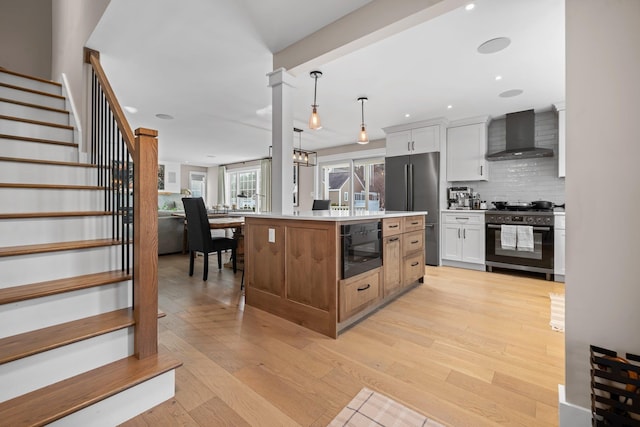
341, 221, 382, 279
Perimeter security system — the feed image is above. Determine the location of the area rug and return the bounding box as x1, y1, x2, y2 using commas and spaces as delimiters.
328, 387, 445, 427
550, 293, 565, 332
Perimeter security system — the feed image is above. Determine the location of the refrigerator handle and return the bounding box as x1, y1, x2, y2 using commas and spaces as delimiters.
408, 163, 414, 210
403, 163, 409, 210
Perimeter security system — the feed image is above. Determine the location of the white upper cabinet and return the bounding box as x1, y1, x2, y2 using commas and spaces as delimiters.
555, 102, 566, 178
446, 117, 489, 182
386, 125, 439, 157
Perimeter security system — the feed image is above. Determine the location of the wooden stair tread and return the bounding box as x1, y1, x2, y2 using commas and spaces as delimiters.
0, 97, 69, 114
0, 352, 182, 427
0, 156, 96, 168
0, 183, 104, 190
0, 270, 132, 304
0, 239, 126, 258
0, 133, 77, 147
0, 68, 62, 87
0, 82, 65, 100
0, 211, 112, 219
0, 114, 74, 130
0, 308, 134, 365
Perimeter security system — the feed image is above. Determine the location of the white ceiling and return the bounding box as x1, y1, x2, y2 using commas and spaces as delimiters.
87, 0, 564, 167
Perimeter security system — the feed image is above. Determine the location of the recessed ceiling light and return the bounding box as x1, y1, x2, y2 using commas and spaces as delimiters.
495, 75, 503, 81
123, 106, 138, 114
155, 113, 174, 120
465, 3, 475, 11
477, 37, 511, 54
447, 105, 453, 109
405, 113, 411, 118
499, 89, 524, 98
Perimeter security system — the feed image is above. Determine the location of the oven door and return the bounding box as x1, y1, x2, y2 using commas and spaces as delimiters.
485, 224, 554, 270
341, 223, 382, 279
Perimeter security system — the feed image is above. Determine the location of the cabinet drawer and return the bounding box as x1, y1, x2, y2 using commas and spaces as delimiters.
403, 230, 423, 254
403, 252, 425, 285
382, 218, 403, 236
442, 213, 484, 225
404, 215, 424, 232
339, 268, 381, 321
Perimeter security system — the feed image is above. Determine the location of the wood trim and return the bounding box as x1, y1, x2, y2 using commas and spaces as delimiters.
0, 114, 74, 130
0, 211, 112, 219
0, 68, 62, 87
0, 183, 105, 190
0, 270, 131, 305
0, 156, 98, 168
133, 127, 159, 359
0, 97, 69, 114
0, 133, 77, 147
0, 238, 124, 258
85, 49, 136, 154
0, 82, 65, 100
0, 352, 182, 427
0, 308, 135, 364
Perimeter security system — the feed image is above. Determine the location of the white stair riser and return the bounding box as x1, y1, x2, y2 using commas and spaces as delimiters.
49, 371, 175, 427
0, 118, 73, 142
0, 328, 133, 402
0, 281, 131, 338
0, 137, 78, 162
0, 161, 97, 186
0, 86, 65, 110
0, 216, 117, 246
0, 100, 69, 125
0, 245, 131, 288
0, 72, 62, 96
0, 188, 104, 213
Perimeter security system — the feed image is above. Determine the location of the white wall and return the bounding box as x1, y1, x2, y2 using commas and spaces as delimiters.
51, 0, 110, 149
565, 0, 640, 413
0, 0, 52, 79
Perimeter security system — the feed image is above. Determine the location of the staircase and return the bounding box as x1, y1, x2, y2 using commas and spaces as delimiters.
0, 68, 181, 426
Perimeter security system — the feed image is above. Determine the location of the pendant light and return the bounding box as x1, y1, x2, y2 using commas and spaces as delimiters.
357, 97, 369, 144
309, 71, 323, 130
292, 127, 317, 167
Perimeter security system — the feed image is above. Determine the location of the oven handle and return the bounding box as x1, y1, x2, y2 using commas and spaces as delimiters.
487, 224, 551, 232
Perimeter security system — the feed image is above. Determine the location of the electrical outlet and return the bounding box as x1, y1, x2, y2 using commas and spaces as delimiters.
268, 228, 275, 243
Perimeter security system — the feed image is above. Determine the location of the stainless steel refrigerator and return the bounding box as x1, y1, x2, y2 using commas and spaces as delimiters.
385, 152, 439, 266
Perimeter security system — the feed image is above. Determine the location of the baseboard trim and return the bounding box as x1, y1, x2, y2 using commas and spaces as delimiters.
558, 384, 591, 426
441, 259, 486, 271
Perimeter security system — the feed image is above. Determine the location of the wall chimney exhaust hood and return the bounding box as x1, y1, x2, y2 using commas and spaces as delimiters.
486, 109, 553, 161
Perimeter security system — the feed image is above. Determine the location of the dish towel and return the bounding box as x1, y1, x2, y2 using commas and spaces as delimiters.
501, 225, 517, 250
516, 225, 534, 251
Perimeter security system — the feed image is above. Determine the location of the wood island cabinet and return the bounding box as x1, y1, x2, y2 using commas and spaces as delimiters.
244, 213, 426, 338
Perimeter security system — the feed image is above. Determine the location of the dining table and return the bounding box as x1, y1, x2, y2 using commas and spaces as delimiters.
174, 214, 245, 267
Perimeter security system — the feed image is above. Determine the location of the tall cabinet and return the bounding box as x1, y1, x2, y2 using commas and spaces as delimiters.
446, 116, 490, 182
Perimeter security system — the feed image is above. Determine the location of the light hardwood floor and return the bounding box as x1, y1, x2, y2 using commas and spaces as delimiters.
121, 253, 565, 426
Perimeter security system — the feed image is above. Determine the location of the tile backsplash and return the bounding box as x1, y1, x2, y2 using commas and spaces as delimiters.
452, 110, 565, 204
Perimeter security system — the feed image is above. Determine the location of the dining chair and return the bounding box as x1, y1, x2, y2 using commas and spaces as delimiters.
182, 197, 237, 280
312, 199, 331, 210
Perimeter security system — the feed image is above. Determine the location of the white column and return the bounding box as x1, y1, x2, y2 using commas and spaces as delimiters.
267, 68, 295, 215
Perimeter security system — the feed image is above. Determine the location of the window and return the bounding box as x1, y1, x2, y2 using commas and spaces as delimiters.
319, 157, 384, 211
189, 172, 206, 200
226, 168, 259, 210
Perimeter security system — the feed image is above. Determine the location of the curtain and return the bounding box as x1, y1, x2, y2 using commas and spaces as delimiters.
260, 158, 272, 212
217, 165, 226, 206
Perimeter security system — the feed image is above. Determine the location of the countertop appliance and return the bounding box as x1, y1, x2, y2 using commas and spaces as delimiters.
485, 206, 555, 280
341, 221, 382, 279
385, 152, 439, 266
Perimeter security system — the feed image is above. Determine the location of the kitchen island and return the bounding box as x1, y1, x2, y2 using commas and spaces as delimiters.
244, 211, 427, 338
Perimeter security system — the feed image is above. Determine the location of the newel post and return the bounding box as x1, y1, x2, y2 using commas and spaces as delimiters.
133, 127, 159, 359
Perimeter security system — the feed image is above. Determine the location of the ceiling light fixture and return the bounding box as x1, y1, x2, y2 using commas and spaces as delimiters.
465, 3, 475, 11
292, 127, 317, 167
124, 106, 138, 114
447, 105, 453, 109
495, 75, 503, 81
357, 97, 369, 145
405, 113, 411, 118
308, 71, 323, 130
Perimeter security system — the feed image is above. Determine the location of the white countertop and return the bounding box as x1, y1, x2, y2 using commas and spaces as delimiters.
244, 210, 428, 222
441, 209, 488, 213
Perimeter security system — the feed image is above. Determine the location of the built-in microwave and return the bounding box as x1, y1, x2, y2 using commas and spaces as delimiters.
340, 221, 382, 279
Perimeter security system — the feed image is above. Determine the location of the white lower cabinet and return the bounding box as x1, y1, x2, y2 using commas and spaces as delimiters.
554, 214, 565, 281
441, 212, 485, 269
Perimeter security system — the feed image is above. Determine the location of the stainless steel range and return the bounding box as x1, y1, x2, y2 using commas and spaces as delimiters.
485, 209, 555, 280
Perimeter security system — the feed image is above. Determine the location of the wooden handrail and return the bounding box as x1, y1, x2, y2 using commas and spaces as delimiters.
84, 48, 136, 155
